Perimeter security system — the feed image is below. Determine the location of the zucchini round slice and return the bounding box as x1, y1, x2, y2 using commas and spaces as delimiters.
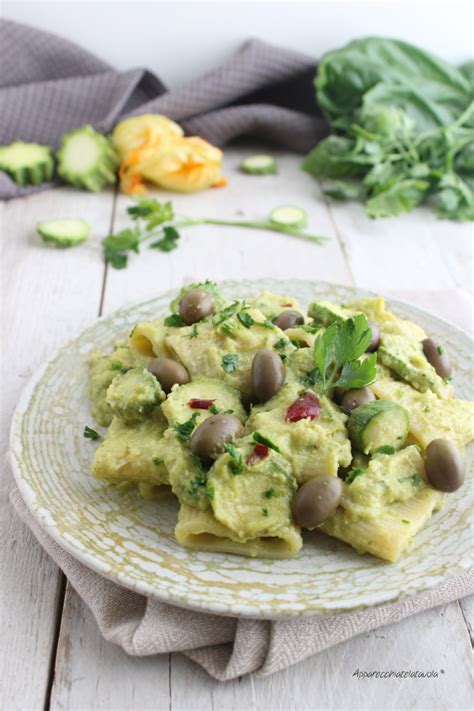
269, 205, 308, 229
0, 141, 54, 186
37, 218, 90, 248
347, 400, 409, 454
239, 154, 278, 175
57, 125, 119, 192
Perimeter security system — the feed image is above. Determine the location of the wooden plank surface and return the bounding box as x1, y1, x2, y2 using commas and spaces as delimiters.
2, 149, 473, 711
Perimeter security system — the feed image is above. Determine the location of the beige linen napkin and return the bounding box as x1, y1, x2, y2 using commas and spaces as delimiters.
9, 288, 474, 681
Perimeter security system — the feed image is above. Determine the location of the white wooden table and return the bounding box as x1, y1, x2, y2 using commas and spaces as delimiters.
1, 148, 473, 711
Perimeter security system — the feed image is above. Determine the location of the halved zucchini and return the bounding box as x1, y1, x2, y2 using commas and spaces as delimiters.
348, 400, 409, 454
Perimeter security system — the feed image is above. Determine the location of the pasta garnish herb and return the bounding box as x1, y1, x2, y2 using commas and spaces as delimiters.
110, 361, 132, 374
187, 471, 208, 497
174, 413, 199, 442
237, 312, 254, 329
153, 457, 164, 466
222, 353, 239, 373
262, 507, 269, 517
274, 338, 290, 351
374, 445, 395, 455
313, 314, 378, 397
253, 432, 281, 453
206, 484, 215, 501
264, 488, 276, 499
83, 426, 101, 441
164, 314, 186, 328
220, 321, 235, 336
345, 467, 365, 484
149, 226, 180, 252
224, 443, 244, 475
188, 325, 199, 339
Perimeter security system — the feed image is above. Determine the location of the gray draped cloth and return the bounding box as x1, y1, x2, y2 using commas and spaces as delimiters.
0, 19, 328, 200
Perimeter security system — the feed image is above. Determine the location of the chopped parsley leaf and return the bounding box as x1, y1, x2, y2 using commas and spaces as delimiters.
237, 312, 254, 329
206, 484, 215, 501
423, 405, 431, 413
264, 488, 276, 499
411, 473, 423, 487
188, 325, 199, 339
164, 314, 185, 328
222, 353, 239, 373
253, 432, 280, 452
220, 321, 235, 336
83, 426, 100, 441
174, 412, 199, 442
187, 470, 208, 497
374, 445, 395, 455
274, 338, 290, 351
345, 467, 365, 484
437, 345, 445, 355
153, 457, 164, 466
224, 443, 244, 475
262, 506, 269, 517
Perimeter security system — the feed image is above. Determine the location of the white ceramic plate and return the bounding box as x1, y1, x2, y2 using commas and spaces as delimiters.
10, 280, 474, 618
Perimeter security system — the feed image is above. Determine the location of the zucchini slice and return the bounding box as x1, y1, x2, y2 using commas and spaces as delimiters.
0, 141, 54, 186
239, 154, 278, 175
269, 205, 308, 229
37, 218, 90, 248
348, 400, 409, 454
57, 125, 119, 192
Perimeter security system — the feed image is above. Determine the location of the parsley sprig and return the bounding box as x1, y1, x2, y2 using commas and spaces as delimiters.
102, 197, 327, 269
312, 314, 377, 397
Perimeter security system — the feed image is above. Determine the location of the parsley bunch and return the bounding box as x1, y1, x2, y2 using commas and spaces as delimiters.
102, 197, 327, 269
313, 314, 377, 397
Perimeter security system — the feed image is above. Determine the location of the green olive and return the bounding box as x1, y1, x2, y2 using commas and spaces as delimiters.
341, 387, 375, 413
190, 414, 243, 460
422, 338, 452, 379
291, 475, 342, 528
179, 289, 215, 325
147, 357, 189, 394
251, 348, 286, 403
273, 310, 305, 331
425, 438, 464, 492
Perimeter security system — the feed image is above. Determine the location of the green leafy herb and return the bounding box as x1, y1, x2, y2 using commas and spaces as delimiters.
262, 506, 269, 517
222, 354, 239, 373
313, 314, 377, 396
423, 405, 431, 413
253, 432, 281, 453
153, 457, 164, 466
206, 484, 215, 501
303, 39, 474, 221
149, 225, 180, 252
274, 338, 290, 351
110, 361, 131, 374
374, 445, 395, 455
83, 426, 100, 441
264, 488, 276, 499
104, 197, 328, 269
188, 324, 199, 339
187, 470, 208, 497
164, 314, 186, 328
174, 413, 199, 442
220, 321, 235, 336
437, 345, 445, 355
345, 467, 365, 484
224, 443, 244, 475
237, 311, 254, 329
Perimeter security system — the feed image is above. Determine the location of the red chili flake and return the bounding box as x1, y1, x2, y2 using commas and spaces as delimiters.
285, 391, 321, 422
246, 443, 270, 465
281, 302, 293, 307
188, 399, 216, 410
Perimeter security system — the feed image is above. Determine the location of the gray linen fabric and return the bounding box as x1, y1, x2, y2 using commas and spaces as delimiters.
0, 19, 328, 200
10, 489, 474, 680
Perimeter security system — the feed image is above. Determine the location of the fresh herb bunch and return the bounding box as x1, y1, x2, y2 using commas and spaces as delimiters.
312, 314, 377, 396
303, 38, 474, 220
102, 197, 327, 269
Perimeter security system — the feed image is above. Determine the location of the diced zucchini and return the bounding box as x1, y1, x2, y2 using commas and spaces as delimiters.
37, 218, 90, 248
239, 154, 278, 175
307, 300, 355, 325
269, 205, 308, 229
106, 367, 164, 424
348, 400, 409, 454
57, 125, 119, 192
0, 141, 54, 186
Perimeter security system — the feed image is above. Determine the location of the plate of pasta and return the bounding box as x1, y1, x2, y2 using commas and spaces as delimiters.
10, 279, 474, 618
